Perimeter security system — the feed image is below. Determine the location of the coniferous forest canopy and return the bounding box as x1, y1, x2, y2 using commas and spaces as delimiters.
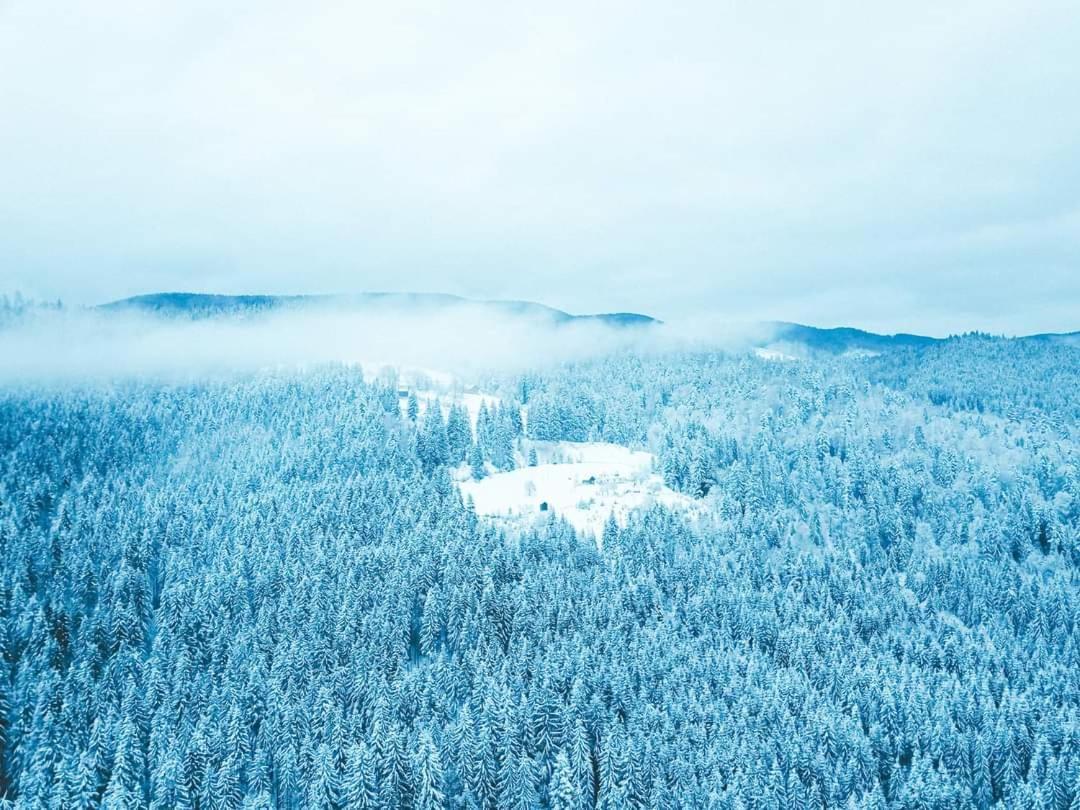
1, 318, 1079, 809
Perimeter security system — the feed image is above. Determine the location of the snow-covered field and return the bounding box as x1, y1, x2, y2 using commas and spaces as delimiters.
754, 346, 798, 361
360, 366, 701, 541
457, 441, 699, 541
361, 364, 456, 389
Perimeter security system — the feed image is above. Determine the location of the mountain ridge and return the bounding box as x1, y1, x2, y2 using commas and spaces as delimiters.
99, 291, 1078, 349
99, 291, 659, 329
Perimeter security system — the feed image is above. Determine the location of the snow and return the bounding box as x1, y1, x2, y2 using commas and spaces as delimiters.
457, 441, 700, 541
361, 364, 456, 389
754, 346, 798, 362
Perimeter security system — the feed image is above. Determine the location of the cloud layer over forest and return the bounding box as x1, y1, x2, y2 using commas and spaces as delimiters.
0, 303, 774, 383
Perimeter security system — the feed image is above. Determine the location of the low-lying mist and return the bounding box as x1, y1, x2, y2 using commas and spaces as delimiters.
0, 303, 774, 385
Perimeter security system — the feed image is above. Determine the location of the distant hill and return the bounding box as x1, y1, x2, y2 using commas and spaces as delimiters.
100, 292, 660, 329
765, 322, 940, 354
763, 322, 1078, 354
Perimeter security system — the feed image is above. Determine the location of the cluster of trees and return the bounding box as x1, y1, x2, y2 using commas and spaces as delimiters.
0, 293, 63, 328
866, 335, 1079, 425
412, 402, 469, 473
510, 341, 1078, 567
406, 397, 522, 479
520, 376, 649, 448
473, 402, 521, 475
1, 336, 1078, 809
406, 396, 522, 478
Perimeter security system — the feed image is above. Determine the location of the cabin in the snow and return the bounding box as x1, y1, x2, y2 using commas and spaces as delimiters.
539, 501, 549, 512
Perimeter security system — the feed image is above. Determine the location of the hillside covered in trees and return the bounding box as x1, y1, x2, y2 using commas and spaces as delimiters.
1, 335, 1078, 809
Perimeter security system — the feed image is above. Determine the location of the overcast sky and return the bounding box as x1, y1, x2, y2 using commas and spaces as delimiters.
1, 0, 1078, 335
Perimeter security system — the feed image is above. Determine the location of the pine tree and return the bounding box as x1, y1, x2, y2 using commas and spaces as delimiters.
342, 742, 378, 809
550, 751, 578, 810
446, 404, 472, 463
490, 407, 515, 471
469, 443, 487, 480
102, 716, 143, 810
412, 731, 445, 810
309, 742, 341, 810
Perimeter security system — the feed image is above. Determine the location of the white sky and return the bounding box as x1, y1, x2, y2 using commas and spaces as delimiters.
1, 0, 1078, 335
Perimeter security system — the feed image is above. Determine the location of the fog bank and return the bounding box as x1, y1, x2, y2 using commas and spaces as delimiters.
0, 303, 772, 384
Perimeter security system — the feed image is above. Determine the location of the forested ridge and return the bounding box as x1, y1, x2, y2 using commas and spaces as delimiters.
2, 338, 1079, 808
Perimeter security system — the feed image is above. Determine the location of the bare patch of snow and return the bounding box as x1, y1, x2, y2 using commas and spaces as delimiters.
457, 441, 700, 542
362, 364, 456, 389
754, 346, 798, 362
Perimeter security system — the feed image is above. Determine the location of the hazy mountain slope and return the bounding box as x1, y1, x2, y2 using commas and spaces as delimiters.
766, 322, 1079, 354
766, 321, 940, 353
100, 291, 659, 329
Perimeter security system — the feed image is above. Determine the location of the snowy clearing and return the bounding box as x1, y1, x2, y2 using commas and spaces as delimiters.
456, 441, 700, 541
754, 346, 799, 361
361, 364, 456, 389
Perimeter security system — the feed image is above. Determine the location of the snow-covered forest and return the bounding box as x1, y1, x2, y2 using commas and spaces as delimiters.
1, 333, 1079, 809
